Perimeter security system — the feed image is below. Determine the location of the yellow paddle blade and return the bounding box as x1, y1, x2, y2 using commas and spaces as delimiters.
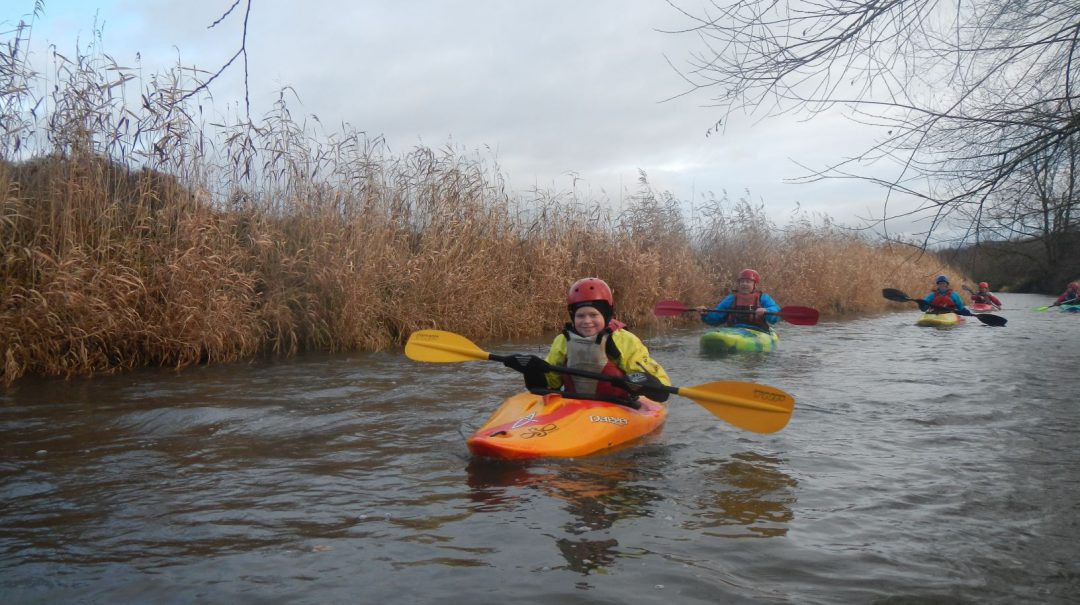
678, 381, 795, 434
405, 329, 491, 363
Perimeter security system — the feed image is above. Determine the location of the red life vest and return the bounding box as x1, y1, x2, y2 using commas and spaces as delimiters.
930, 289, 957, 311
727, 291, 767, 329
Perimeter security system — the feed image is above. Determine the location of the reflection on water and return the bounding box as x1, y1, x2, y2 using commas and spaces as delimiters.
466, 456, 664, 574
464, 448, 796, 575
684, 451, 796, 538
554, 536, 619, 575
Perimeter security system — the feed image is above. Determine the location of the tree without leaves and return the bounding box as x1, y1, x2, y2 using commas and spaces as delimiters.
662, 0, 1080, 250
954, 131, 1079, 287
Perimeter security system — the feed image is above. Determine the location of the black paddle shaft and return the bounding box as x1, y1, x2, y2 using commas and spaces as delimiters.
490, 352, 673, 401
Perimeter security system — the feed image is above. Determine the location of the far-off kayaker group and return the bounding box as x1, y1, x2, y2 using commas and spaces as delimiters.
500, 272, 1077, 407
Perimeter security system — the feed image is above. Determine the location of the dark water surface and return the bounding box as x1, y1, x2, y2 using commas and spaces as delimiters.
3, 293, 1078, 604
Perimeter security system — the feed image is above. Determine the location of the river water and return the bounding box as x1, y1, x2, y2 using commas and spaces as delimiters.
2, 293, 1078, 604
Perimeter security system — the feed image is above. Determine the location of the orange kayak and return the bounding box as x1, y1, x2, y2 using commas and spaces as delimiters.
466, 392, 667, 460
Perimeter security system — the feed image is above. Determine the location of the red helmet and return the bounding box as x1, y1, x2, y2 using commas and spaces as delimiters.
978, 282, 989, 289
567, 277, 614, 307
737, 269, 761, 283
1070, 281, 1080, 290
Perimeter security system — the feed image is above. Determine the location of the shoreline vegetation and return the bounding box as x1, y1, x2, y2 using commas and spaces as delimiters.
1, 30, 961, 386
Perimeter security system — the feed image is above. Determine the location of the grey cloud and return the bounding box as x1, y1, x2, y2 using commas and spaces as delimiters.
25, 0, 930, 234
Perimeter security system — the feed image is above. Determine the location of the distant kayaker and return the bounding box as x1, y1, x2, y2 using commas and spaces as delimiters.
502, 277, 671, 403
695, 268, 781, 331
970, 282, 1002, 309
921, 275, 967, 314
1052, 281, 1080, 307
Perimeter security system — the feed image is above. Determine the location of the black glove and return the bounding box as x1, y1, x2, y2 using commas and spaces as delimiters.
958, 308, 973, 316
501, 354, 550, 391
623, 372, 670, 402
916, 300, 930, 312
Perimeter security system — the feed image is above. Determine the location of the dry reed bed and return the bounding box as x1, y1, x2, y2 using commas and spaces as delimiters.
0, 29, 961, 384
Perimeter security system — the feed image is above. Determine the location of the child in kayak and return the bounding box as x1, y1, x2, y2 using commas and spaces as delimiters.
970, 282, 1002, 310
1051, 281, 1080, 307
502, 277, 671, 404
695, 268, 781, 331
920, 275, 968, 314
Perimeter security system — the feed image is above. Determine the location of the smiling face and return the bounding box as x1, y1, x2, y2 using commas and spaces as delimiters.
735, 278, 756, 294
936, 280, 949, 292
573, 305, 606, 337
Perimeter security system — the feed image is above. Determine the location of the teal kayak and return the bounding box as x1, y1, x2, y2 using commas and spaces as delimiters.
700, 326, 779, 354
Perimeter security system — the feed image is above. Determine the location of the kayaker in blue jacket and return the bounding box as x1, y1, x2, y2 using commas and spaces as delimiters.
695, 268, 781, 331
921, 275, 968, 313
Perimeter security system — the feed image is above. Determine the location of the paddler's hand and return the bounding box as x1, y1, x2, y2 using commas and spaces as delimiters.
623, 372, 670, 402
502, 353, 548, 372
755, 307, 766, 320
501, 354, 550, 390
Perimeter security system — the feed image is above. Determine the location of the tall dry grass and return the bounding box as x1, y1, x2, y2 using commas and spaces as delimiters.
0, 26, 963, 384
686, 197, 955, 313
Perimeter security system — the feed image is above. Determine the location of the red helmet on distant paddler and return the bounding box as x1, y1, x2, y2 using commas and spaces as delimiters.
738, 268, 761, 284
979, 282, 989, 289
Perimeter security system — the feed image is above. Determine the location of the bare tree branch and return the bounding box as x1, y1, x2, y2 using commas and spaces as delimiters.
178, 0, 252, 117
664, 0, 1080, 255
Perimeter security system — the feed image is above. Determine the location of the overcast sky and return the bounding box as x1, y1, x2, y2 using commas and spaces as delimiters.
11, 0, 925, 235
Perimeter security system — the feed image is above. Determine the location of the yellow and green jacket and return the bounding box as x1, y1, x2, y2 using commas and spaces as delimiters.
543, 327, 671, 390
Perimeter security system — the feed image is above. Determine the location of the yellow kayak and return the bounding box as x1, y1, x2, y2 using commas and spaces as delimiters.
466, 392, 667, 459
699, 326, 779, 354
915, 312, 965, 327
